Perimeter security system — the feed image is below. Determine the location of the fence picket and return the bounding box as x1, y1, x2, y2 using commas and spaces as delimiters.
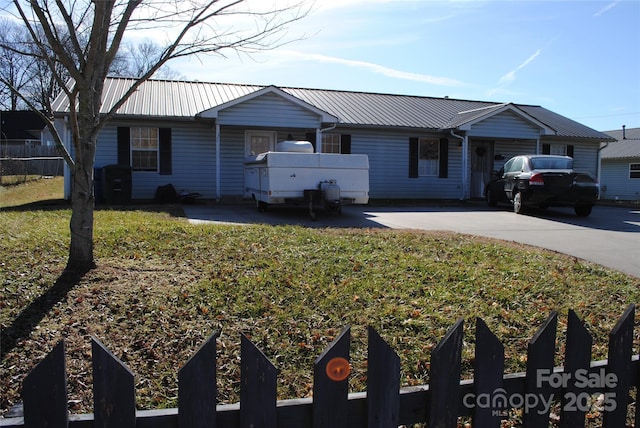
366, 327, 400, 428
473, 317, 504, 428
178, 331, 219, 428
560, 309, 592, 428
429, 318, 464, 428
4, 308, 640, 428
91, 337, 136, 428
313, 326, 350, 428
22, 340, 67, 428
637, 351, 640, 428
522, 311, 557, 427
603, 303, 635, 427
240, 334, 277, 428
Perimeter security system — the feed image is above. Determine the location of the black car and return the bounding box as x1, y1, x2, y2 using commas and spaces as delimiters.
485, 155, 599, 217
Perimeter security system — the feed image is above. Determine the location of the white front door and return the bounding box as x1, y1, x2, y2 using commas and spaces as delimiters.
470, 141, 494, 199
245, 131, 276, 156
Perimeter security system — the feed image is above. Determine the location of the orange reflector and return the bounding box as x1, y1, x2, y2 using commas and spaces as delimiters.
325, 357, 350, 382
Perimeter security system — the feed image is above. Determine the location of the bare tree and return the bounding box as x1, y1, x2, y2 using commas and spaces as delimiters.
0, 18, 74, 115
110, 40, 185, 79
0, 18, 33, 110
3, 0, 311, 273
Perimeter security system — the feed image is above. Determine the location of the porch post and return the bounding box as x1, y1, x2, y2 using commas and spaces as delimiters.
63, 117, 72, 200
461, 135, 469, 199
316, 128, 322, 153
216, 123, 221, 201
536, 137, 541, 154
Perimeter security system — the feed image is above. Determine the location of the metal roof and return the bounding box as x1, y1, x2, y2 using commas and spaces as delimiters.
52, 77, 613, 140
601, 128, 640, 159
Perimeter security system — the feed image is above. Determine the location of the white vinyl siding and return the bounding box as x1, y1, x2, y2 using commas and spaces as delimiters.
218, 93, 321, 128
467, 111, 542, 140
491, 140, 537, 172
600, 159, 640, 201
347, 129, 461, 199
543, 139, 598, 176
96, 122, 216, 200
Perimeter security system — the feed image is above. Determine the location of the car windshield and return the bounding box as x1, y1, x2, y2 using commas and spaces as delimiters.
530, 157, 572, 170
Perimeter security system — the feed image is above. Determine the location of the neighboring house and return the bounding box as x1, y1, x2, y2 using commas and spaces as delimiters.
53, 78, 613, 201
600, 127, 640, 202
0, 111, 47, 147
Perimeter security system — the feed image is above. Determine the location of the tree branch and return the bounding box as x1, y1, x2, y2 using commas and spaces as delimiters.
0, 75, 75, 169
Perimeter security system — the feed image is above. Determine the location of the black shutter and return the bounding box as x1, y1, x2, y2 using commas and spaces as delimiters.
567, 145, 574, 158
439, 138, 449, 179
409, 138, 419, 178
305, 132, 317, 152
159, 128, 172, 175
117, 127, 130, 165
542, 143, 550, 154
340, 134, 351, 154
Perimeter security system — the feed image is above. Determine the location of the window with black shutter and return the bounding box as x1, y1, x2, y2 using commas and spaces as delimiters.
116, 126, 171, 174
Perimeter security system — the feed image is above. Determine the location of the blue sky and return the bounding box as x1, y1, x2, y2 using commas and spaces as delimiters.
173, 0, 640, 133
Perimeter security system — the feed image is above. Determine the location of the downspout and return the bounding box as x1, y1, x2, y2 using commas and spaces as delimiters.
317, 123, 337, 153
597, 140, 609, 188
450, 129, 466, 200
215, 122, 221, 202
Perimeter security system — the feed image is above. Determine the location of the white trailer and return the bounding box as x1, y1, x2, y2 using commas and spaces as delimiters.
244, 141, 369, 219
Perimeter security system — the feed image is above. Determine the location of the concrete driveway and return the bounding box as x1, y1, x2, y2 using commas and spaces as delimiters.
184, 203, 640, 278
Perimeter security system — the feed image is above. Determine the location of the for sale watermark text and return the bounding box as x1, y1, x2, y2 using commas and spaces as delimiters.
463, 368, 618, 415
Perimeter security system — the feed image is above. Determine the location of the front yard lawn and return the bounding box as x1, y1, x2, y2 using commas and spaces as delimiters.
1, 178, 638, 420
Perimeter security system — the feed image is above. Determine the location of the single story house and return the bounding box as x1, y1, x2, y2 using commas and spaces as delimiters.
53, 77, 614, 201
600, 127, 640, 202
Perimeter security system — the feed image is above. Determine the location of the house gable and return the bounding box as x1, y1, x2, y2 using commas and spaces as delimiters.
198, 85, 338, 127
450, 104, 555, 139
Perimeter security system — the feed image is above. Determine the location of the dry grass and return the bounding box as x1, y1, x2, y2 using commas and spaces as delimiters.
1, 178, 638, 426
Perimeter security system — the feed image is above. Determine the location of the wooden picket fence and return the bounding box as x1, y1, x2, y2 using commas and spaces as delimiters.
0, 145, 64, 178
1, 304, 638, 428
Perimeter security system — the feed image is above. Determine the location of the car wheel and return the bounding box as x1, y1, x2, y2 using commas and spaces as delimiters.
575, 205, 593, 217
486, 188, 498, 207
513, 191, 525, 214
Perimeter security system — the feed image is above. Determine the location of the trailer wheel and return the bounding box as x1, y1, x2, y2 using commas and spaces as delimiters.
257, 201, 268, 212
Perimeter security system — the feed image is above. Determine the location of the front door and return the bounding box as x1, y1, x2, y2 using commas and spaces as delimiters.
245, 131, 276, 156
470, 141, 494, 199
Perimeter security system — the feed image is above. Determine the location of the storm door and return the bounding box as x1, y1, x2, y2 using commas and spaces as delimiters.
470, 141, 494, 199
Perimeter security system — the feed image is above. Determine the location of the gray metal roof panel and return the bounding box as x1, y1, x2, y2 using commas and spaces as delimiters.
602, 128, 640, 159
517, 105, 613, 141
51, 77, 615, 141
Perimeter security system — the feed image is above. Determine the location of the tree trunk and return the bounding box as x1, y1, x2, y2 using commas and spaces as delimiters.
66, 138, 97, 273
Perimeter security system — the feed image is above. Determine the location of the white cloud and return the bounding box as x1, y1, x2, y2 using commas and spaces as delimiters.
275, 50, 465, 87
594, 1, 619, 17
498, 49, 542, 84
314, 0, 423, 12
485, 49, 543, 98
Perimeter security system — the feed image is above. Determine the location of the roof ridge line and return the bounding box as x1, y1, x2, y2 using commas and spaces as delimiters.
457, 103, 510, 115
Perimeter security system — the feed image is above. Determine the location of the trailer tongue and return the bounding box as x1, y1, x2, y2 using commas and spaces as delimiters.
244, 141, 369, 220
